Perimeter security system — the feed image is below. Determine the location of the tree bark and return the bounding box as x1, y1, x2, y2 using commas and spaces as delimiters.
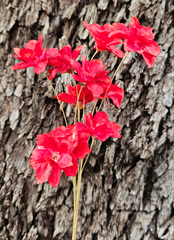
0, 0, 174, 239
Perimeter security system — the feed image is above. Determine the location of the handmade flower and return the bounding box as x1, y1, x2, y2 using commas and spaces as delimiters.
77, 111, 121, 142
99, 83, 124, 108
112, 17, 160, 67
47, 45, 83, 80
12, 35, 54, 74
55, 84, 96, 109
30, 125, 91, 187
83, 21, 125, 58
71, 55, 110, 98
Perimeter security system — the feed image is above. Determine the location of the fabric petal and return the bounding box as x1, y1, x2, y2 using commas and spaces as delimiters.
36, 133, 58, 151
63, 154, 78, 176
142, 51, 156, 67
48, 67, 59, 80
48, 168, 61, 187
24, 40, 37, 50
33, 60, 48, 74
72, 45, 83, 59
46, 48, 59, 58
57, 92, 76, 105
145, 41, 160, 56
12, 62, 33, 70
86, 82, 104, 97
34, 35, 43, 57
58, 153, 73, 168
93, 111, 108, 127
73, 140, 91, 159
107, 45, 125, 58
35, 162, 52, 184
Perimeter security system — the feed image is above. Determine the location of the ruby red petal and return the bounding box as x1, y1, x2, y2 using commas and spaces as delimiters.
107, 45, 125, 58
93, 111, 108, 126
73, 140, 91, 159
34, 35, 43, 57
48, 168, 61, 187
35, 162, 52, 184
24, 40, 37, 50
19, 49, 34, 60
37, 134, 58, 151
33, 60, 47, 74
13, 48, 21, 55
48, 67, 59, 80
12, 62, 33, 70
46, 48, 59, 58
58, 154, 73, 168
63, 154, 78, 176
86, 82, 104, 97
142, 51, 156, 67
145, 41, 160, 56
72, 45, 83, 59
57, 92, 76, 105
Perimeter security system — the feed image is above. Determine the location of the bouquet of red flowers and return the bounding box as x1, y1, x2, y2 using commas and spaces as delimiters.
12, 17, 160, 239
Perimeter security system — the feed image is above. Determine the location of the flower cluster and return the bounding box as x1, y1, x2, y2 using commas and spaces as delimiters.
30, 125, 91, 187
12, 17, 160, 188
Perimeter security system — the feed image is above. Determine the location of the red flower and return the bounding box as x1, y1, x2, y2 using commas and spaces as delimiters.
71, 55, 110, 98
83, 21, 125, 58
12, 35, 52, 74
99, 83, 124, 108
30, 125, 91, 187
55, 84, 96, 109
77, 111, 121, 142
112, 17, 160, 67
47, 45, 83, 80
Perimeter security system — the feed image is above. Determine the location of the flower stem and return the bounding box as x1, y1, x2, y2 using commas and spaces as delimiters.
92, 98, 98, 116
83, 94, 85, 123
74, 85, 84, 124
72, 160, 83, 240
82, 137, 95, 172
98, 51, 129, 112
43, 71, 68, 127
91, 49, 99, 60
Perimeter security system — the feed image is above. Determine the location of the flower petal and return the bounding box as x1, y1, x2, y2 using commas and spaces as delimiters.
142, 51, 156, 67
48, 168, 61, 187
72, 45, 83, 59
35, 162, 52, 184
24, 40, 37, 50
12, 62, 33, 70
33, 60, 48, 74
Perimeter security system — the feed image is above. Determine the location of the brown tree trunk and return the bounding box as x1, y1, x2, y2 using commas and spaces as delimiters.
0, 0, 174, 239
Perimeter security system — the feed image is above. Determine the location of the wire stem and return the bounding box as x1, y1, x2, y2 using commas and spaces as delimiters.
43, 71, 68, 127
91, 49, 99, 60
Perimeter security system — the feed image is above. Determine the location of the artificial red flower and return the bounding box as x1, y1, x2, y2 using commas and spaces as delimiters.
77, 111, 121, 142
71, 55, 110, 98
112, 17, 160, 67
55, 84, 96, 109
98, 83, 124, 108
47, 45, 83, 80
83, 21, 125, 58
30, 125, 91, 187
12, 35, 54, 74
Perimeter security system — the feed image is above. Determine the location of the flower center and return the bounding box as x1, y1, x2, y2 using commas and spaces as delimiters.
52, 152, 60, 162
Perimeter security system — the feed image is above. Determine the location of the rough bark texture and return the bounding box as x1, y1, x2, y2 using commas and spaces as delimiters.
0, 0, 174, 239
